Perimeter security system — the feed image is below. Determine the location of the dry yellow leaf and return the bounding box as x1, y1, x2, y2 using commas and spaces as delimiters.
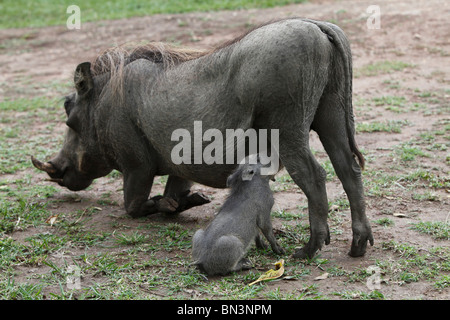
45, 214, 59, 226
314, 272, 329, 281
248, 259, 285, 286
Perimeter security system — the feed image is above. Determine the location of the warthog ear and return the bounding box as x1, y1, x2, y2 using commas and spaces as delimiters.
74, 62, 93, 96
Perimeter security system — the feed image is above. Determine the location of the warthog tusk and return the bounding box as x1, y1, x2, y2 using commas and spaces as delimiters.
31, 156, 57, 174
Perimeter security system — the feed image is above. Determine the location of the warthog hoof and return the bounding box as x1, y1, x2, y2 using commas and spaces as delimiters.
156, 197, 179, 213
292, 228, 330, 259
176, 192, 210, 212
348, 228, 374, 257
144, 195, 179, 215
147, 192, 210, 215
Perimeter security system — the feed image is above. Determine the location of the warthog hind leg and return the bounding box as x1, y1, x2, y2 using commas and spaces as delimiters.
313, 93, 374, 257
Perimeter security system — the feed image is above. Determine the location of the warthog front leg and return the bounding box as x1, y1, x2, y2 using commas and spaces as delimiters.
123, 168, 178, 217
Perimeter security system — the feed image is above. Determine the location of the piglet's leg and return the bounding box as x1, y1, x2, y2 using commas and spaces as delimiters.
259, 220, 285, 255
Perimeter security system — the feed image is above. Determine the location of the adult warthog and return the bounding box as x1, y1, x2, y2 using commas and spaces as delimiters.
32, 18, 373, 258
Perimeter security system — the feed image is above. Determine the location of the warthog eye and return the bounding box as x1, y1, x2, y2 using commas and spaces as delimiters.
63, 95, 80, 131
64, 95, 74, 117
64, 99, 71, 116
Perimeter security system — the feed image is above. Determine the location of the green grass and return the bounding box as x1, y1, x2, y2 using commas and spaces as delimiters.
334, 290, 385, 300
0, 97, 64, 174
402, 169, 449, 189
372, 95, 408, 113
380, 241, 449, 287
394, 143, 430, 162
374, 217, 394, 227
115, 231, 149, 245
354, 60, 415, 78
0, 97, 60, 112
0, 199, 50, 235
356, 120, 410, 133
0, 0, 307, 29
410, 222, 449, 240
356, 89, 447, 116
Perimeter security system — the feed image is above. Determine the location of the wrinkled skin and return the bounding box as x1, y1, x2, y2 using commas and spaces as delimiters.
33, 18, 373, 259
32, 89, 112, 191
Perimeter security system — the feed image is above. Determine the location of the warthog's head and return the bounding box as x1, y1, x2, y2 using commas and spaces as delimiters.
32, 62, 113, 191
226, 155, 276, 188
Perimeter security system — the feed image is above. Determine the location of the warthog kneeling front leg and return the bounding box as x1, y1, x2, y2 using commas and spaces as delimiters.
124, 172, 210, 217
125, 194, 179, 218
148, 193, 210, 214
174, 191, 210, 212
163, 175, 210, 213
146, 195, 179, 214
123, 169, 180, 217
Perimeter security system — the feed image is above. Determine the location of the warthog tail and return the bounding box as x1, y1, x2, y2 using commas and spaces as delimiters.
306, 19, 365, 170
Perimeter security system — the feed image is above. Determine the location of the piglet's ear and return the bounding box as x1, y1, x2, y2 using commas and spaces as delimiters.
74, 62, 94, 97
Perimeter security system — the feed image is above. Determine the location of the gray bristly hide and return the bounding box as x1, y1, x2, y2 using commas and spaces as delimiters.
192, 160, 284, 276
32, 18, 373, 259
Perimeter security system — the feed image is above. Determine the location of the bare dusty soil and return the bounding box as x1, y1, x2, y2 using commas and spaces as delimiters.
0, 0, 449, 300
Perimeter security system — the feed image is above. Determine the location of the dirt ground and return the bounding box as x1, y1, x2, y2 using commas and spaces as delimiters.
1, 0, 449, 300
